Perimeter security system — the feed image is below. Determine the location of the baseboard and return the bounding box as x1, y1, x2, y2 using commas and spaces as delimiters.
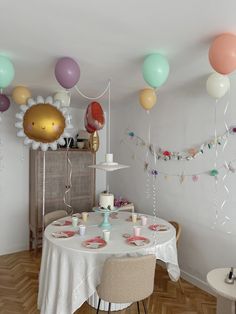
0, 245, 29, 256
180, 269, 217, 297
156, 260, 216, 297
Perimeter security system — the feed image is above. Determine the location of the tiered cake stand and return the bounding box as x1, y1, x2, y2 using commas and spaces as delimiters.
93, 207, 119, 229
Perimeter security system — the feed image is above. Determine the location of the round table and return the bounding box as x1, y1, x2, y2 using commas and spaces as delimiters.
207, 268, 236, 314
38, 211, 180, 314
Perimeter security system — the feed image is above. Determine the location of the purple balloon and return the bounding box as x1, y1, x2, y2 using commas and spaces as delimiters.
55, 57, 80, 89
0, 94, 10, 112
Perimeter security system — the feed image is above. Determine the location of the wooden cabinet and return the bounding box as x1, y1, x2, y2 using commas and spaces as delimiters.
29, 149, 95, 251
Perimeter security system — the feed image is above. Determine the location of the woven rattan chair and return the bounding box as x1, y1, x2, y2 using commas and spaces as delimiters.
44, 210, 68, 227
96, 254, 156, 314
169, 221, 184, 293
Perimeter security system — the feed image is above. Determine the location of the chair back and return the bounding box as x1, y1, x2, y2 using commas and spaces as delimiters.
97, 254, 156, 303
44, 210, 68, 227
169, 221, 181, 244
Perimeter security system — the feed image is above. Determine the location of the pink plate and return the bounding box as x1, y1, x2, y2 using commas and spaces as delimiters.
82, 236, 107, 249
52, 231, 75, 238
52, 220, 80, 226
126, 236, 150, 246
149, 224, 169, 231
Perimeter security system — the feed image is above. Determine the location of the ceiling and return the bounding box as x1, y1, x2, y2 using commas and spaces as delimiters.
1, 0, 236, 108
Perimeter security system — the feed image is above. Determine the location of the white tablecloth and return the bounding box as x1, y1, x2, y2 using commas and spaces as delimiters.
38, 211, 180, 314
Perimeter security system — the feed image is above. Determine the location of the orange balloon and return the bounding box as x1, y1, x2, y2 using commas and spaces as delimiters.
12, 86, 31, 105
209, 33, 236, 74
139, 88, 157, 110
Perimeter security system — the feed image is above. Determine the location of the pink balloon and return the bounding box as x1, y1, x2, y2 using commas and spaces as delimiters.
55, 57, 80, 89
209, 33, 236, 74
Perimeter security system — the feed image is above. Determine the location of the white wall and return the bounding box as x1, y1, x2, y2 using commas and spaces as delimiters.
0, 104, 106, 255
110, 82, 236, 290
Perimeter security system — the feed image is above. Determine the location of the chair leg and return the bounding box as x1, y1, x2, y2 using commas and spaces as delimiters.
178, 278, 184, 294
137, 301, 140, 314
142, 300, 148, 314
108, 302, 111, 314
96, 298, 101, 314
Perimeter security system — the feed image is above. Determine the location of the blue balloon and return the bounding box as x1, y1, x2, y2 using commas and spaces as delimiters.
142, 53, 169, 88
0, 56, 15, 88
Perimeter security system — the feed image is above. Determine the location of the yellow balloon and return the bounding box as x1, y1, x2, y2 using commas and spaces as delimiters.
23, 103, 65, 143
89, 131, 100, 152
139, 88, 157, 110
12, 86, 31, 105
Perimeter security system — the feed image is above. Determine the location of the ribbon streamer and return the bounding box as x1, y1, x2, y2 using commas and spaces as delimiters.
42, 151, 46, 231
220, 96, 231, 233
63, 139, 73, 215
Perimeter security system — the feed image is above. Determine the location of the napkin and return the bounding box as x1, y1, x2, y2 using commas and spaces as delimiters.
132, 240, 146, 246
86, 243, 100, 249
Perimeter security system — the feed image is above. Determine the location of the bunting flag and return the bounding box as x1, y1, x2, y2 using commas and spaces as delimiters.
125, 126, 236, 161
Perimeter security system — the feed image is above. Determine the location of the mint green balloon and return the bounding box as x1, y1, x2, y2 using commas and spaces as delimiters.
142, 53, 169, 88
0, 56, 15, 88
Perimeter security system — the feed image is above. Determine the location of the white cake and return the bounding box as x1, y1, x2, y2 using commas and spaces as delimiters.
99, 192, 114, 209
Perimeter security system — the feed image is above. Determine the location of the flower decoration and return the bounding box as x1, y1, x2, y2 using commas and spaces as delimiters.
163, 150, 171, 157
151, 169, 158, 177
188, 148, 197, 157
15, 96, 73, 151
210, 169, 219, 177
192, 175, 199, 182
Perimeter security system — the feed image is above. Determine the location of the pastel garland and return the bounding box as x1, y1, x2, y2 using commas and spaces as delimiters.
126, 127, 236, 161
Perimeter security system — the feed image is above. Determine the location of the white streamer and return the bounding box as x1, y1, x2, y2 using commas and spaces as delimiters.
63, 139, 73, 215
220, 94, 231, 233
42, 151, 46, 231
74, 81, 110, 100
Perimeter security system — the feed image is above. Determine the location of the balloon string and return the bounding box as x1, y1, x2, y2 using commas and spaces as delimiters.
220, 88, 231, 233
42, 151, 46, 231
212, 99, 219, 229
74, 81, 110, 100
63, 139, 73, 215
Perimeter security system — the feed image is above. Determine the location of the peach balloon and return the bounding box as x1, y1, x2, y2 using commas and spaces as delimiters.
12, 86, 31, 105
209, 33, 236, 74
139, 88, 157, 110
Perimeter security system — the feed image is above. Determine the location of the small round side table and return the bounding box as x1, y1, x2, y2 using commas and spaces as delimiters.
207, 268, 236, 314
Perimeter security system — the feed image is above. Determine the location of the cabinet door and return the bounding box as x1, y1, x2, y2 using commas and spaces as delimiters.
68, 151, 95, 212
36, 150, 67, 227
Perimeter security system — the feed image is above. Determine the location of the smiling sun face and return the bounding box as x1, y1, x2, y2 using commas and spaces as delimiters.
23, 103, 65, 143
15, 96, 73, 151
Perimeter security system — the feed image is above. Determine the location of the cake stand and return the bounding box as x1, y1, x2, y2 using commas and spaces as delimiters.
93, 207, 119, 229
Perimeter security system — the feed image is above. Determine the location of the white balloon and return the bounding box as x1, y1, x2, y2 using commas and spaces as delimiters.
54, 91, 70, 107
24, 138, 33, 145
41, 143, 49, 151
206, 73, 230, 99
49, 142, 58, 150
45, 96, 53, 104
15, 121, 23, 128
36, 95, 44, 104
32, 142, 40, 150
17, 130, 25, 137
27, 98, 36, 107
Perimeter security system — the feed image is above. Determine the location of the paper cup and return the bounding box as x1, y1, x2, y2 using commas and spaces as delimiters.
140, 215, 147, 226
132, 213, 137, 223
72, 216, 79, 228
82, 212, 88, 222
79, 225, 86, 236
103, 230, 110, 242
133, 226, 141, 236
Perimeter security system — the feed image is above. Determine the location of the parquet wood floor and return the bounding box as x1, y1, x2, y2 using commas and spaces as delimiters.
0, 251, 216, 314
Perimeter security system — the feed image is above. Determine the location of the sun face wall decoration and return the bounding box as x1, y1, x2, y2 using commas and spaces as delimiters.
15, 96, 73, 151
